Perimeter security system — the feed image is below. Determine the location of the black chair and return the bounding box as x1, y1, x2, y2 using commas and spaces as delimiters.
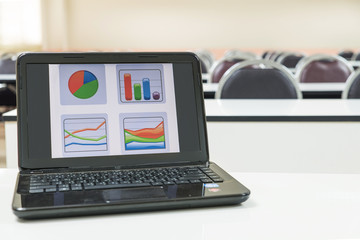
209, 58, 244, 83
276, 52, 305, 69
0, 53, 16, 74
342, 69, 360, 98
194, 49, 215, 74
352, 52, 360, 61
209, 52, 257, 83
338, 50, 354, 61
296, 54, 353, 83
224, 50, 257, 60
0, 53, 17, 107
215, 59, 301, 99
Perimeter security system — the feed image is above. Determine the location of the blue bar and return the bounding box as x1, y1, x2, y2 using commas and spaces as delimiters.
143, 78, 151, 100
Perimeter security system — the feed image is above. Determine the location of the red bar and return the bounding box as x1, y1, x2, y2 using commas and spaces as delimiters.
124, 73, 132, 100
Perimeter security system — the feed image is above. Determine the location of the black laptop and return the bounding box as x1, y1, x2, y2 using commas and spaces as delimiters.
12, 52, 250, 219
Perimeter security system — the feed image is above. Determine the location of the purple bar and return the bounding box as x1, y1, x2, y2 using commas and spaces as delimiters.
153, 91, 160, 100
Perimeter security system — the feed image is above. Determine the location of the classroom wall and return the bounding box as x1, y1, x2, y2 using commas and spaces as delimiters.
42, 0, 360, 52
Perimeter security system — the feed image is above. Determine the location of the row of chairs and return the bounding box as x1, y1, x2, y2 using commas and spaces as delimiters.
197, 49, 355, 84
0, 53, 17, 109
195, 49, 306, 76
338, 50, 360, 61
214, 58, 360, 99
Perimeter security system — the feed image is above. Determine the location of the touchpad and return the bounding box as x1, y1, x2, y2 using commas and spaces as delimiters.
103, 187, 167, 202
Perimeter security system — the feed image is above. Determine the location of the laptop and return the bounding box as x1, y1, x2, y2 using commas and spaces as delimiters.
12, 52, 250, 219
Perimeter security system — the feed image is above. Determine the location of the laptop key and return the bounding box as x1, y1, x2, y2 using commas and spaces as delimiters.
70, 183, 83, 190
175, 180, 189, 184
84, 182, 151, 190
45, 188, 57, 193
201, 178, 213, 183
189, 179, 202, 184
29, 189, 44, 194
151, 182, 163, 186
59, 187, 70, 192
211, 177, 224, 183
163, 181, 175, 185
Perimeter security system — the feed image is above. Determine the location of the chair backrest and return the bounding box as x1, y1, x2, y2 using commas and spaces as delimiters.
261, 51, 270, 59
276, 52, 305, 69
0, 53, 16, 74
209, 58, 244, 83
338, 50, 354, 61
296, 54, 353, 83
224, 50, 258, 60
264, 51, 280, 61
194, 49, 215, 73
352, 52, 360, 61
342, 69, 360, 98
215, 59, 302, 99
209, 51, 258, 83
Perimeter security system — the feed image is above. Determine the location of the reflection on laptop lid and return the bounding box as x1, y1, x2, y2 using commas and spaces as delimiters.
12, 52, 250, 219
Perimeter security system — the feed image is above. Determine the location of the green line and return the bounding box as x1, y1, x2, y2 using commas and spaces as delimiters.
64, 130, 106, 141
124, 130, 164, 144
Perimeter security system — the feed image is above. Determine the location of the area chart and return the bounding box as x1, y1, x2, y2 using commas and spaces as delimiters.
124, 117, 165, 150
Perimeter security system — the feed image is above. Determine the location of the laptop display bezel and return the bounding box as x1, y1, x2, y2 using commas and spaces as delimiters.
17, 52, 209, 170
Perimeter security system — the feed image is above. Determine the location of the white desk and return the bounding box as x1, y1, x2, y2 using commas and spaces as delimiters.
0, 74, 16, 83
1, 169, 360, 239
5, 100, 360, 173
205, 99, 360, 173
205, 99, 360, 119
203, 83, 345, 99
3, 109, 17, 168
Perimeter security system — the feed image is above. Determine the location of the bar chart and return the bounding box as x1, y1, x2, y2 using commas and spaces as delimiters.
119, 69, 164, 103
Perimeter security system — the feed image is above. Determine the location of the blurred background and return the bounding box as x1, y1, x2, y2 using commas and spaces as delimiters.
1, 0, 360, 168
1, 0, 360, 54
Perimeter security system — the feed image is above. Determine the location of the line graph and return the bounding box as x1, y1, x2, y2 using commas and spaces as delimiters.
63, 117, 108, 152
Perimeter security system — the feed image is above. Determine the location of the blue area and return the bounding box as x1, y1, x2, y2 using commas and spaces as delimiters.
83, 70, 97, 84
143, 78, 151, 100
65, 142, 107, 147
125, 141, 165, 150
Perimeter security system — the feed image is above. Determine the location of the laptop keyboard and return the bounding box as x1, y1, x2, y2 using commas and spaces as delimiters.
28, 166, 224, 194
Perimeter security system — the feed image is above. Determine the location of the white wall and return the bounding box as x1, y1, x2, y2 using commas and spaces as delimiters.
43, 0, 360, 52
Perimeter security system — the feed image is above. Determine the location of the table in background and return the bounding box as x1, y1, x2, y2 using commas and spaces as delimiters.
1, 169, 360, 239
5, 100, 360, 173
0, 74, 16, 84
203, 82, 345, 99
205, 99, 360, 173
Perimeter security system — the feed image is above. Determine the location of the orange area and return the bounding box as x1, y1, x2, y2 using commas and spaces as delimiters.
126, 121, 164, 139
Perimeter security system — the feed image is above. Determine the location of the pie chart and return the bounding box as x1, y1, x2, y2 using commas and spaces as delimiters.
68, 70, 99, 99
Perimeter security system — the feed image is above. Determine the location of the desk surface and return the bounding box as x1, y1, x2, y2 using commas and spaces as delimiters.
205, 99, 360, 121
203, 82, 346, 93
1, 169, 360, 239
5, 100, 360, 172
0, 74, 16, 83
5, 99, 360, 122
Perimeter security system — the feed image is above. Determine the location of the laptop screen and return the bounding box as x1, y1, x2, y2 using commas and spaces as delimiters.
18, 53, 208, 169
49, 63, 180, 159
